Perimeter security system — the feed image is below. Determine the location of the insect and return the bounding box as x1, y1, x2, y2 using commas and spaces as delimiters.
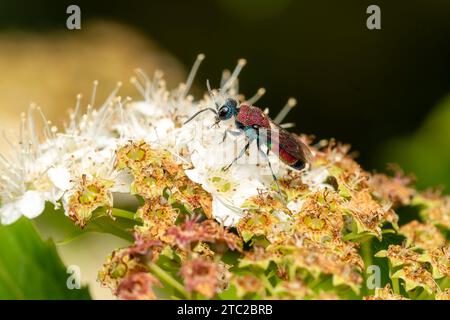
184, 81, 312, 199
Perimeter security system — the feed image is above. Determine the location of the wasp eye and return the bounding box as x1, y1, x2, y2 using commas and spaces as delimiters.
219, 106, 229, 118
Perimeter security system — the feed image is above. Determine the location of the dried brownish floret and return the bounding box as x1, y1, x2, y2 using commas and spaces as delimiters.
392, 263, 437, 294
293, 190, 344, 244
166, 217, 242, 252
116, 141, 187, 200
375, 245, 421, 267
131, 166, 170, 199
116, 140, 213, 217
240, 192, 293, 243
363, 285, 409, 300
136, 201, 179, 242
399, 220, 446, 251
419, 246, 450, 279
273, 279, 311, 299
414, 192, 450, 230
180, 257, 220, 298
239, 246, 279, 270
67, 174, 114, 227
369, 165, 416, 207
128, 233, 163, 258
343, 190, 397, 238
209, 221, 244, 252
193, 242, 215, 259
174, 175, 213, 218
232, 274, 266, 298
237, 209, 282, 243
316, 140, 369, 193
435, 288, 450, 300
116, 272, 161, 300
278, 243, 363, 293
115, 140, 162, 173
217, 261, 232, 292
427, 200, 450, 229
246, 191, 289, 214
166, 217, 212, 249
278, 171, 309, 202
326, 240, 364, 271
376, 244, 445, 294
98, 248, 147, 292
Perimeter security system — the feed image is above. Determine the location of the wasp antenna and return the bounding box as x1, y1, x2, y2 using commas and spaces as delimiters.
246, 87, 266, 106
274, 97, 297, 124
221, 58, 247, 91
183, 107, 218, 125
182, 53, 205, 98
206, 79, 220, 110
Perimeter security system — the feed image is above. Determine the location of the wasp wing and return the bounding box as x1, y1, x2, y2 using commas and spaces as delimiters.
260, 125, 312, 165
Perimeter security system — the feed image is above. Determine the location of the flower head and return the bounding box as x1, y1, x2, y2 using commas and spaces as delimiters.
116, 272, 161, 300
180, 257, 220, 298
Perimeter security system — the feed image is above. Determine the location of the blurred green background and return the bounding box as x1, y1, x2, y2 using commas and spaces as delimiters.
0, 0, 449, 299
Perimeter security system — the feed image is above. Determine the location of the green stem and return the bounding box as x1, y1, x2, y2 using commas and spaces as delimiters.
391, 277, 400, 295
111, 208, 139, 221
260, 276, 275, 296
389, 261, 401, 295
416, 288, 430, 300
149, 263, 190, 299
360, 238, 373, 295
361, 239, 373, 269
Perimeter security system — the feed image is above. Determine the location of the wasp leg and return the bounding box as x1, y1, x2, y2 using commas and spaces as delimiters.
221, 129, 243, 144
222, 138, 253, 171
257, 136, 285, 204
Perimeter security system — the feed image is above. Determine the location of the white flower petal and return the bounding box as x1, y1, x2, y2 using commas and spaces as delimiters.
131, 101, 165, 117
48, 166, 71, 191
0, 202, 22, 225
184, 168, 204, 186
212, 197, 244, 227
17, 190, 46, 219
112, 171, 134, 193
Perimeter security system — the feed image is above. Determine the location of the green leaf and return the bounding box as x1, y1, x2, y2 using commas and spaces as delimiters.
0, 218, 91, 299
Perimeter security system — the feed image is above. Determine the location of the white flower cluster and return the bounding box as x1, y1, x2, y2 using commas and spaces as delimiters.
0, 55, 309, 226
